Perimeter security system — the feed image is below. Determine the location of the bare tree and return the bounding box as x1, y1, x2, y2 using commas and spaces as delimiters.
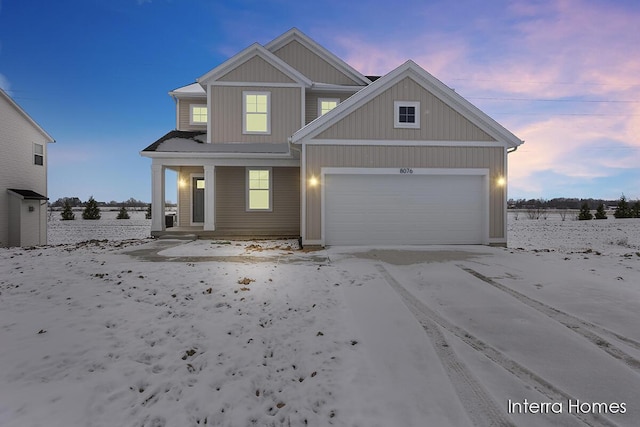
559, 209, 568, 221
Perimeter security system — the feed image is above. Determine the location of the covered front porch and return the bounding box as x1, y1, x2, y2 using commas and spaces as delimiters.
149, 162, 301, 239
141, 130, 301, 240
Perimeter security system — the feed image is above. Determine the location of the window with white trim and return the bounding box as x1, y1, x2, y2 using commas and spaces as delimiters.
246, 168, 272, 211
243, 91, 270, 134
318, 98, 339, 116
394, 101, 420, 129
34, 143, 44, 166
190, 105, 207, 124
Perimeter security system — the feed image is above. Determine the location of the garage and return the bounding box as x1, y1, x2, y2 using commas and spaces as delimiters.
323, 169, 488, 245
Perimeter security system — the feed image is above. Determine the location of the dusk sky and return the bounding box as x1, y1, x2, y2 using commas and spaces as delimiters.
1, 0, 639, 203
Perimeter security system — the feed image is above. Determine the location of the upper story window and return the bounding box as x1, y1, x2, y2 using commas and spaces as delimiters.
243, 91, 270, 134
318, 98, 339, 116
394, 101, 420, 129
34, 143, 44, 166
190, 105, 207, 125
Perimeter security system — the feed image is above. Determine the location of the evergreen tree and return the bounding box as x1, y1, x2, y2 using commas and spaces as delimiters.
82, 196, 101, 220
632, 201, 640, 219
116, 205, 130, 219
613, 194, 633, 218
60, 200, 75, 220
145, 204, 152, 219
594, 203, 607, 220
578, 202, 593, 220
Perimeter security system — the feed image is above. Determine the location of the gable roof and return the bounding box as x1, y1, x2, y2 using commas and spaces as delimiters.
265, 28, 371, 86
169, 82, 206, 97
197, 43, 312, 87
0, 88, 55, 143
291, 60, 524, 148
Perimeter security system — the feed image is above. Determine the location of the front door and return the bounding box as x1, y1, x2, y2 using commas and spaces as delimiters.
192, 177, 205, 223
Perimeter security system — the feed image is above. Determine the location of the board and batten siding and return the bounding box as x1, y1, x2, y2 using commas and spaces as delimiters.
272, 40, 363, 86
316, 77, 496, 142
215, 166, 300, 234
217, 56, 296, 84
304, 145, 505, 241
177, 98, 207, 131
210, 86, 302, 144
305, 91, 356, 125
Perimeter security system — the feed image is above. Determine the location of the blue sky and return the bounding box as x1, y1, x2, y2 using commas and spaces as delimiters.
1, 0, 639, 203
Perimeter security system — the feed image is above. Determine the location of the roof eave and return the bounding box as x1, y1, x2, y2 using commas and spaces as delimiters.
1, 88, 55, 143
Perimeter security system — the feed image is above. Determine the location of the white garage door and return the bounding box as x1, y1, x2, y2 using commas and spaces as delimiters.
324, 172, 486, 245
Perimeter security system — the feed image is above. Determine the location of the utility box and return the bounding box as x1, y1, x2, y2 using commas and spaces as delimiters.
7, 189, 48, 247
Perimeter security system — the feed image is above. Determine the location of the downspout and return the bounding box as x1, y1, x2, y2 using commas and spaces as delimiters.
507, 141, 524, 153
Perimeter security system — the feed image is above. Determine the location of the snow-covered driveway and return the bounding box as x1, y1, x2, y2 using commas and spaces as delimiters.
329, 246, 640, 427
1, 234, 639, 426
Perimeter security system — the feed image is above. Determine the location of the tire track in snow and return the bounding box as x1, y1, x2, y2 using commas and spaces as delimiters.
458, 265, 640, 374
375, 264, 619, 427
373, 264, 515, 427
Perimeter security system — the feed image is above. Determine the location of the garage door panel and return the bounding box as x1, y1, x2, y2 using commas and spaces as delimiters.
324, 173, 485, 245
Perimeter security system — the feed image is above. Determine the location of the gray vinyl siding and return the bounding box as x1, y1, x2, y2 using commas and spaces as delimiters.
272, 40, 362, 85
215, 167, 300, 233
176, 166, 300, 233
304, 145, 505, 241
316, 77, 496, 142
218, 56, 296, 83
210, 86, 302, 143
305, 91, 357, 125
177, 98, 207, 131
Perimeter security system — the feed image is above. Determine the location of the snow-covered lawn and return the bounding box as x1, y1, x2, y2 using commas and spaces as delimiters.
1, 216, 639, 426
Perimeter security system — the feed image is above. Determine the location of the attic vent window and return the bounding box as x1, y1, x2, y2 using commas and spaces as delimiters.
394, 101, 420, 129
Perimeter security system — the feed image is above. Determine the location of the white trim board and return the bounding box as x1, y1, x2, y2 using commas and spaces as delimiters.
300, 139, 509, 148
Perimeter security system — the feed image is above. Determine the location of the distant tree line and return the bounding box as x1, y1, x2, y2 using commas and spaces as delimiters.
508, 197, 639, 210
50, 197, 153, 208
510, 195, 640, 221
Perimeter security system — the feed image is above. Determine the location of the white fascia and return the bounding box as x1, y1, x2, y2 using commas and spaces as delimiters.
302, 139, 511, 148
310, 82, 367, 92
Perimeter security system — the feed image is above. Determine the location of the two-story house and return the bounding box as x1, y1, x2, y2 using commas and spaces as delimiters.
0, 88, 55, 247
141, 28, 523, 246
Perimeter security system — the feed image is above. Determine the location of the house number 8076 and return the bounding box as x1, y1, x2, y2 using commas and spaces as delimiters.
399, 168, 413, 174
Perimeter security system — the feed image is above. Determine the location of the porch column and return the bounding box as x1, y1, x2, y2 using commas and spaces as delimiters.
151, 164, 165, 232
203, 165, 215, 231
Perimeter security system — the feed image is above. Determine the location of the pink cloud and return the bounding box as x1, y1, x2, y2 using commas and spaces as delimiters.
332, 0, 640, 198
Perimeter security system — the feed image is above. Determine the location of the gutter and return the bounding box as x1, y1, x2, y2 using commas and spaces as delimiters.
507, 142, 523, 153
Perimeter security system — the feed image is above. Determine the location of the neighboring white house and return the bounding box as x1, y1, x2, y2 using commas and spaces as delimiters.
0, 88, 55, 247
